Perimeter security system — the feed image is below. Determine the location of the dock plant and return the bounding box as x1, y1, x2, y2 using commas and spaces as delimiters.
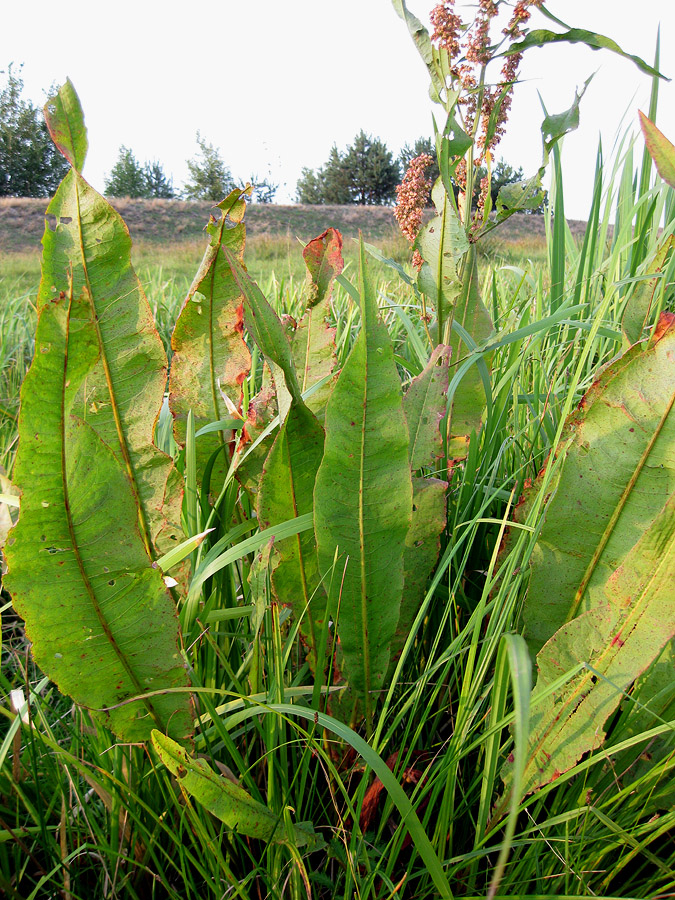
1, 3, 674, 898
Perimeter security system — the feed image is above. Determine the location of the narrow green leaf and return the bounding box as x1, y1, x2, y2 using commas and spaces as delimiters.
151, 731, 325, 850
639, 111, 675, 189
522, 313, 675, 656
157, 528, 214, 573
169, 191, 252, 487
403, 344, 451, 470
4, 82, 191, 742
314, 241, 413, 722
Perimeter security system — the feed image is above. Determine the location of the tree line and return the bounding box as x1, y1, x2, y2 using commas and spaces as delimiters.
2, 68, 531, 208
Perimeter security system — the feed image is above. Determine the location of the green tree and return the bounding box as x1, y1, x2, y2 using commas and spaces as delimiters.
183, 133, 234, 201
295, 133, 399, 206
250, 174, 278, 203
321, 146, 353, 204
0, 65, 69, 197
144, 160, 175, 199
104, 146, 148, 198
296, 166, 324, 204
342, 131, 400, 205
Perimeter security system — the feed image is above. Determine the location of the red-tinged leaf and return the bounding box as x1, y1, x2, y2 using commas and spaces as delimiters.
233, 374, 277, 498
169, 190, 252, 487
522, 312, 675, 656
499, 312, 675, 804
302, 228, 344, 307
639, 111, 675, 189
504, 487, 675, 799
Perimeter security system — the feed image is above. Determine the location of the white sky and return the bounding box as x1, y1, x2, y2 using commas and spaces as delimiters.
3, 1, 674, 220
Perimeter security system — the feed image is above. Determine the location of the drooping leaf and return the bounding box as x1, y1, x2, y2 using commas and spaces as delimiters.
169, 189, 252, 488
505, 487, 675, 799
391, 0, 446, 102
403, 344, 451, 470
621, 236, 674, 345
496, 79, 591, 222
521, 313, 675, 656
151, 731, 325, 850
506, 28, 662, 79
5, 83, 192, 741
639, 111, 675, 189
314, 242, 413, 723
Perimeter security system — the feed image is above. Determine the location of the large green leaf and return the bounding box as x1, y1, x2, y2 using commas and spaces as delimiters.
502, 314, 675, 799
169, 189, 252, 487
521, 313, 675, 656
314, 242, 413, 724
505, 486, 675, 799
152, 731, 325, 850
4, 82, 192, 742
387, 347, 451, 673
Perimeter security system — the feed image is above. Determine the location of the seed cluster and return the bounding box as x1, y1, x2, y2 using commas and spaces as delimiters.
394, 153, 434, 269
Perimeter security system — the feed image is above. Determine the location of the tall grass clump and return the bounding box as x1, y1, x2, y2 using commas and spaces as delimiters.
1, 4, 675, 899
